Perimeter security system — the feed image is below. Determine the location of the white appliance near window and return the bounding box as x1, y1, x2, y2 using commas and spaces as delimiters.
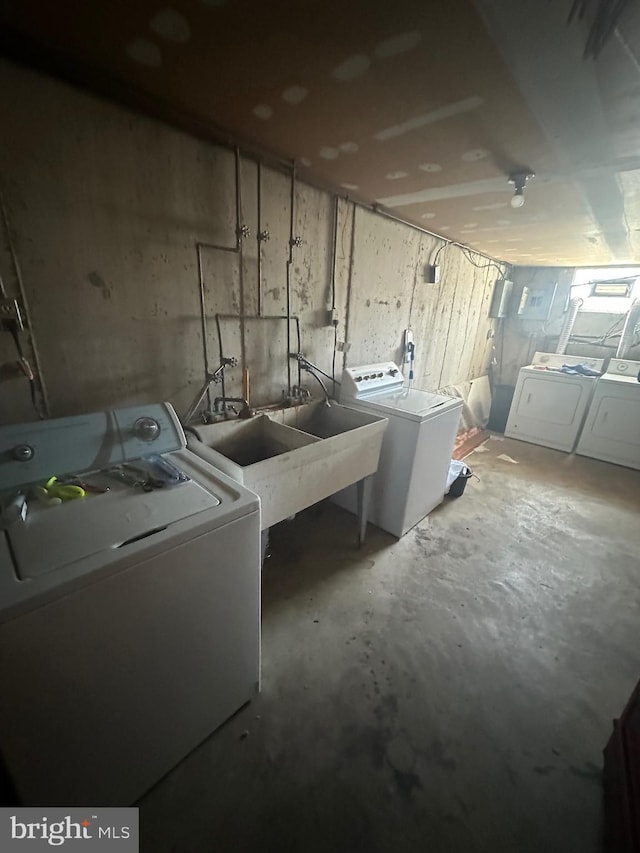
505, 352, 604, 452
0, 403, 260, 806
576, 358, 640, 470
334, 362, 463, 538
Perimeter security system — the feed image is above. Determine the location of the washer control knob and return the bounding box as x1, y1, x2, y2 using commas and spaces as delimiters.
363, 374, 370, 381
12, 444, 34, 462
377, 372, 384, 378
389, 368, 398, 376
134, 417, 161, 442
355, 376, 363, 383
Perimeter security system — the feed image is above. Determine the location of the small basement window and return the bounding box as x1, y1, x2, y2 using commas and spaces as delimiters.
571, 266, 640, 313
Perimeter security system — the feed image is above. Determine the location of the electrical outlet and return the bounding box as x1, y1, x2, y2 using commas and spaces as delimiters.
424, 264, 440, 284
0, 298, 24, 331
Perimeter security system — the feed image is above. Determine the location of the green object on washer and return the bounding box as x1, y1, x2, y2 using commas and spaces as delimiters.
44, 476, 85, 501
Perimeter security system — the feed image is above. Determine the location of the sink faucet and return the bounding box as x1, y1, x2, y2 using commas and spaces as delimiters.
182, 357, 237, 424
291, 354, 332, 407
291, 385, 312, 402
306, 371, 332, 407
213, 396, 253, 419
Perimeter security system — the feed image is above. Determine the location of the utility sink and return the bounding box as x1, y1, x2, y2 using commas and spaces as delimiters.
277, 401, 378, 439
187, 404, 387, 532
194, 415, 318, 467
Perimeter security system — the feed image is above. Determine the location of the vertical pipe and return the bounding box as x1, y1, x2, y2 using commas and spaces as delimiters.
196, 147, 243, 410
234, 147, 241, 244
342, 203, 357, 373
285, 166, 296, 394
237, 151, 247, 379
196, 244, 212, 410
0, 190, 50, 417
329, 195, 338, 311
257, 161, 263, 318
215, 314, 226, 405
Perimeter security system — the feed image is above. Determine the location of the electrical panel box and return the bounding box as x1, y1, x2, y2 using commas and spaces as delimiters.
489, 279, 513, 318
517, 282, 557, 321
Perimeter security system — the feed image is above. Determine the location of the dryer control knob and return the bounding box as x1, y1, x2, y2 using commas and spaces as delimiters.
11, 444, 34, 462
134, 417, 161, 442
389, 369, 398, 376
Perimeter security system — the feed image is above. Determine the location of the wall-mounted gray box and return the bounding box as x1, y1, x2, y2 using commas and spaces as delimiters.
517, 282, 557, 321
489, 279, 513, 318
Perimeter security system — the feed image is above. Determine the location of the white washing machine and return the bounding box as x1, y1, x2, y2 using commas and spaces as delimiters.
334, 363, 463, 538
505, 352, 604, 452
0, 403, 260, 806
576, 358, 640, 469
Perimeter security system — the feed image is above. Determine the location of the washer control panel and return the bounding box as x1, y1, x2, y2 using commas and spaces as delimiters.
0, 403, 185, 493
341, 362, 405, 399
531, 352, 604, 370
606, 358, 640, 377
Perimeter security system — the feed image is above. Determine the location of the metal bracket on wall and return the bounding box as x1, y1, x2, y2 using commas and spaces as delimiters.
0, 297, 24, 331
237, 224, 251, 239
290, 236, 304, 248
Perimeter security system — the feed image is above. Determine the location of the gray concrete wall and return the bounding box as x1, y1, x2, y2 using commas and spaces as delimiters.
0, 60, 505, 425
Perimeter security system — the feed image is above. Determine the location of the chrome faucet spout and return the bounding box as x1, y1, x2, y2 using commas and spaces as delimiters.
304, 368, 331, 407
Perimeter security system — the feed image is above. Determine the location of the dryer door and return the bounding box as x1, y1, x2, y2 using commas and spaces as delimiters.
505, 372, 594, 452
516, 376, 584, 423
590, 394, 640, 443
577, 388, 640, 469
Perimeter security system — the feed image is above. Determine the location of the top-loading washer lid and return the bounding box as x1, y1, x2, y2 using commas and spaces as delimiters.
7, 479, 221, 581
353, 387, 462, 422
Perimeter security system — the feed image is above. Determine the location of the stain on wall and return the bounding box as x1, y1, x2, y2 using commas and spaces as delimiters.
0, 60, 506, 424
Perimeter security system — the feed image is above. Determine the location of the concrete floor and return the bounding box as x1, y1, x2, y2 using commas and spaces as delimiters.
140, 437, 640, 853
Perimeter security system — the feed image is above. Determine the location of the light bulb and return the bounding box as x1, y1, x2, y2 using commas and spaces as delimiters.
510, 192, 525, 208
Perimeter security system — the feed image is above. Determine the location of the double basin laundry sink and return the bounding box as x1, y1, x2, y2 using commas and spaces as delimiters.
186, 402, 387, 535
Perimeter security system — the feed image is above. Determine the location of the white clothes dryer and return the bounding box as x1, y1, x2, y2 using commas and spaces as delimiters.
505, 352, 604, 452
576, 358, 640, 469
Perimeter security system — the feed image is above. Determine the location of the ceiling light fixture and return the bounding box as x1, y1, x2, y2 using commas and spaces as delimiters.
508, 171, 534, 208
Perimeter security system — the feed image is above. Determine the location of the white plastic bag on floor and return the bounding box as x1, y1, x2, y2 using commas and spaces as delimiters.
446, 459, 466, 489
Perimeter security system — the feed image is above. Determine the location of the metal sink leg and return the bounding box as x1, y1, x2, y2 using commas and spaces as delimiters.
356, 474, 374, 546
